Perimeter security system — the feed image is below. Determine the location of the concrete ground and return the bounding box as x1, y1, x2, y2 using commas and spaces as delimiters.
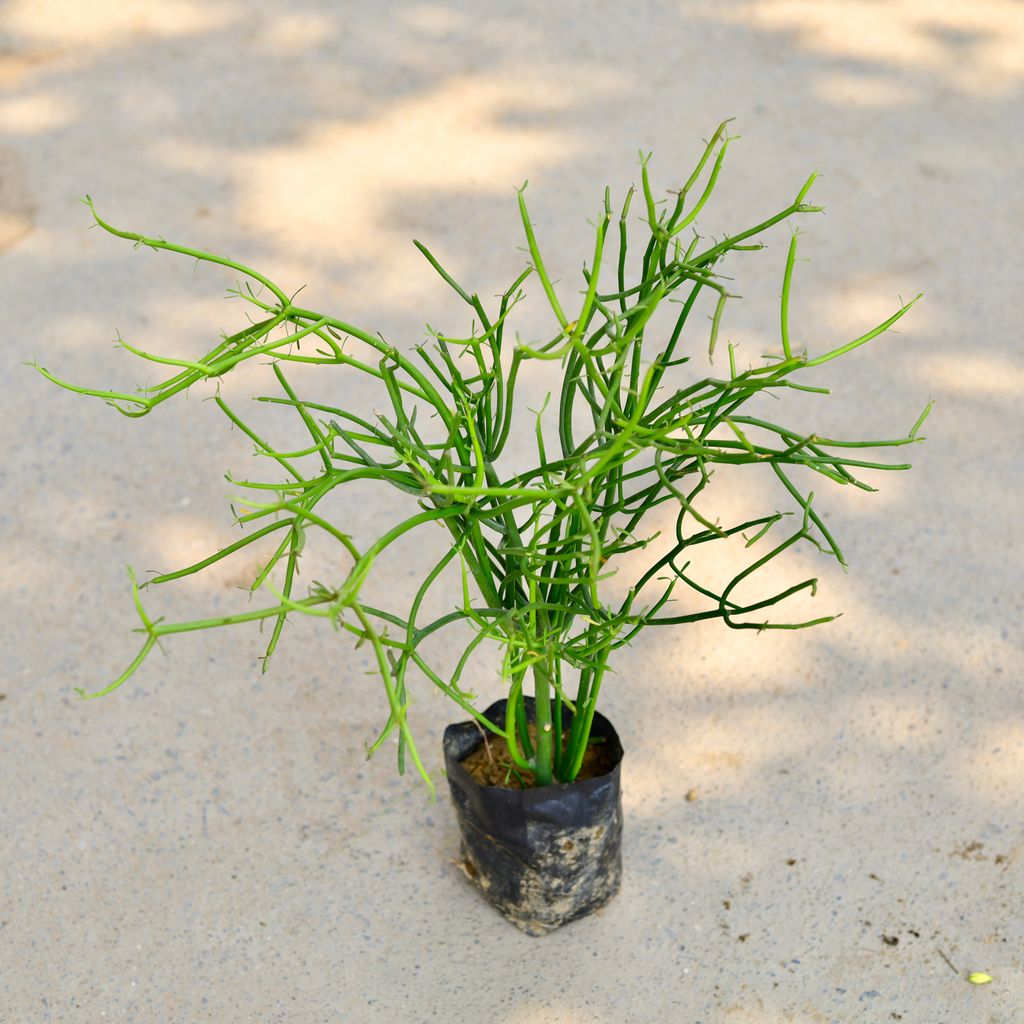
2, 1, 1022, 1020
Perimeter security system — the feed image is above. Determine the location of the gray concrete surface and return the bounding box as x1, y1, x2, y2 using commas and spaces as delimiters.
2, 1, 1023, 1020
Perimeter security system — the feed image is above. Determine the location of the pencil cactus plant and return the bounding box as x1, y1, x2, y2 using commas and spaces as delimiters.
31, 122, 929, 795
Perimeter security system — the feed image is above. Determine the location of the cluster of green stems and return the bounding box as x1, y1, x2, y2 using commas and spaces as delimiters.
32, 122, 929, 793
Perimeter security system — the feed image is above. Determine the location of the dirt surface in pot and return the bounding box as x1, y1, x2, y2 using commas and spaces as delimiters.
460, 723, 618, 789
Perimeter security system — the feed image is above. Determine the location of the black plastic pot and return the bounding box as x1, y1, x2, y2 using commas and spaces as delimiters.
443, 696, 624, 936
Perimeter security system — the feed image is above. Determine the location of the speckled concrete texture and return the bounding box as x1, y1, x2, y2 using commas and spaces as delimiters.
2, 2, 1023, 1021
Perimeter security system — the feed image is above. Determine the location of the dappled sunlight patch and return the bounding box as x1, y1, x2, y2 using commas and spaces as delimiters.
0, 92, 76, 134
918, 352, 1024, 399
147, 69, 622, 302
149, 513, 230, 580
825, 466, 915, 518
714, 325, 777, 367
802, 274, 936, 347
601, 450, 867, 630
399, 3, 468, 35
4, 0, 239, 47
625, 698, 800, 800
505, 1007, 593, 1024
246, 11, 339, 55
697, 0, 1024, 98
631, 571, 923, 702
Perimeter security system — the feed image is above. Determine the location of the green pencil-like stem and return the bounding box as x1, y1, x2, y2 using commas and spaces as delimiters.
532, 657, 555, 787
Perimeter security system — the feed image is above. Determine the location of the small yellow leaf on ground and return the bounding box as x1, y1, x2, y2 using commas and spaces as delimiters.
968, 973, 993, 985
